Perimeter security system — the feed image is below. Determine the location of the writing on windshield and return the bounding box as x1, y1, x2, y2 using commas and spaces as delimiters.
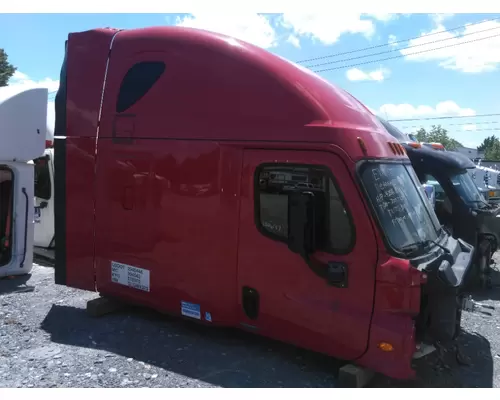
361, 162, 440, 255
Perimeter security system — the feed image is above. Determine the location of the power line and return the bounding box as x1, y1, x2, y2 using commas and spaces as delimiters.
304, 24, 500, 69
312, 33, 500, 73
295, 16, 500, 65
397, 119, 500, 129
388, 113, 500, 122
401, 125, 500, 133
414, 121, 500, 129
410, 128, 500, 134
407, 121, 500, 128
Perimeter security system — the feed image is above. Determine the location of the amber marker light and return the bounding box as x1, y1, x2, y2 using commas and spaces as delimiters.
378, 342, 394, 352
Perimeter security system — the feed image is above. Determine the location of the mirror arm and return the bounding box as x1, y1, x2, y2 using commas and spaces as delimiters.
300, 251, 328, 282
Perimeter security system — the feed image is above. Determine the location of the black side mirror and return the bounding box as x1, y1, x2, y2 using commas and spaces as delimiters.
288, 191, 316, 256
39, 201, 49, 209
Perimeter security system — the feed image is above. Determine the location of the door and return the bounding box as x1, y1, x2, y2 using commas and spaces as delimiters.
33, 151, 55, 248
0, 162, 35, 276
237, 149, 378, 361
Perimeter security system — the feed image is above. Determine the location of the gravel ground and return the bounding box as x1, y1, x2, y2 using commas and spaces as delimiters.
1, 257, 499, 388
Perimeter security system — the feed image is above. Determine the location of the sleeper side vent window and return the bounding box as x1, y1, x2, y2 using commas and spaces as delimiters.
116, 61, 166, 113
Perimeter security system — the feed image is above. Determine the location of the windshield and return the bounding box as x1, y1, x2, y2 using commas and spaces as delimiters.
450, 171, 488, 208
408, 134, 418, 142
360, 162, 442, 255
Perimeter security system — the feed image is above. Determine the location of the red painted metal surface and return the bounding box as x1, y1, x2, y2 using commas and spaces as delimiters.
59, 26, 422, 380
64, 137, 97, 291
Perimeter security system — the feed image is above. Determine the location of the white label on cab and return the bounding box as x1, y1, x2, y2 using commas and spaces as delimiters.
111, 261, 150, 292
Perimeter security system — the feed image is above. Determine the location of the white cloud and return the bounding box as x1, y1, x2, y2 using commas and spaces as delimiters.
7, 71, 58, 137
175, 13, 278, 48
346, 67, 390, 82
174, 13, 398, 50
279, 13, 394, 46
431, 13, 455, 25
286, 34, 300, 48
375, 100, 476, 119
367, 13, 398, 23
462, 124, 477, 131
388, 34, 398, 48
8, 70, 59, 93
400, 18, 500, 73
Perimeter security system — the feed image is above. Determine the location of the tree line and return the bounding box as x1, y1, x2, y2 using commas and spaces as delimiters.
414, 124, 500, 160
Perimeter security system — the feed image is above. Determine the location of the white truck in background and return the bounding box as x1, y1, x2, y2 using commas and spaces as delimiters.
469, 161, 500, 203
32, 97, 55, 250
33, 140, 55, 249
0, 86, 47, 277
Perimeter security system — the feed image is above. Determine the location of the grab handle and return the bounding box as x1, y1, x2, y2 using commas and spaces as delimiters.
20, 187, 28, 269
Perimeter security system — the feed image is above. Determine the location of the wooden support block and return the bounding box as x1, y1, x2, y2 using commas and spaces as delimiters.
86, 296, 123, 317
337, 363, 375, 388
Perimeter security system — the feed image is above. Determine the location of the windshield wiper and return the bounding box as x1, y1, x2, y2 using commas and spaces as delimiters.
399, 238, 450, 255
419, 239, 450, 254
398, 243, 421, 255
469, 199, 489, 205
441, 224, 451, 236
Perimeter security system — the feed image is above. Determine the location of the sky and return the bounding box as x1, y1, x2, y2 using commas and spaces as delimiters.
1, 12, 500, 147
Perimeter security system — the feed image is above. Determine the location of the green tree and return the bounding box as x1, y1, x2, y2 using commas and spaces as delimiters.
414, 125, 463, 150
478, 135, 500, 159
477, 135, 498, 152
0, 49, 16, 87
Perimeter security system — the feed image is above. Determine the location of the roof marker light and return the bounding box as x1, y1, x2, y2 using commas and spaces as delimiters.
389, 142, 404, 156
430, 143, 445, 150
388, 142, 396, 155
357, 137, 368, 156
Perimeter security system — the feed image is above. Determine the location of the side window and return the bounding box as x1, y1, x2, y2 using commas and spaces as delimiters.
34, 155, 51, 200
255, 165, 354, 253
116, 61, 166, 113
425, 174, 446, 202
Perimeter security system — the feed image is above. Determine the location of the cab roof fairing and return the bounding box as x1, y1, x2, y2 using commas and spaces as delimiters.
63, 26, 405, 160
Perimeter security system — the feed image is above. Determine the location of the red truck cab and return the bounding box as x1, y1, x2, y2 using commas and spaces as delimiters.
53, 26, 474, 381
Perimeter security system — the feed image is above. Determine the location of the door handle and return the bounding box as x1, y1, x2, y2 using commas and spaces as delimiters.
326, 262, 348, 288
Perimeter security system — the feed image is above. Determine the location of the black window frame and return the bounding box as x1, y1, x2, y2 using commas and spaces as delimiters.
0, 166, 14, 265
253, 163, 356, 255
116, 61, 166, 114
34, 154, 52, 201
